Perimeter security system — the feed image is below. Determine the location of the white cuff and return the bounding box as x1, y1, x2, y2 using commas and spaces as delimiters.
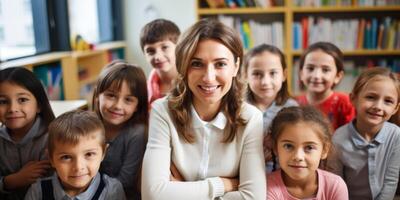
207, 177, 225, 198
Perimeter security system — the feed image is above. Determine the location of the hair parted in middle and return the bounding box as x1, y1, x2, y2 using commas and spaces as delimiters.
269, 106, 333, 155
168, 19, 246, 143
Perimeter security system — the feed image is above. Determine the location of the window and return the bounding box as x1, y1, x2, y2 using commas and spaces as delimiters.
68, 0, 100, 43
0, 27, 4, 42
0, 0, 35, 60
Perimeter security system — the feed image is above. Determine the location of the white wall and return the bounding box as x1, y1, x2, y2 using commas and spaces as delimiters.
123, 0, 196, 76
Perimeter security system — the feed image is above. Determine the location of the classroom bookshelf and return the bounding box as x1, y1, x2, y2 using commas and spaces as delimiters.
197, 0, 400, 94
0, 41, 126, 101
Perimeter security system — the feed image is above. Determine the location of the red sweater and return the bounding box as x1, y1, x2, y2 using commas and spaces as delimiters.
297, 92, 355, 130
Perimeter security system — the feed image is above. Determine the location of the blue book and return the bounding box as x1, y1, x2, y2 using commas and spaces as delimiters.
371, 18, 378, 49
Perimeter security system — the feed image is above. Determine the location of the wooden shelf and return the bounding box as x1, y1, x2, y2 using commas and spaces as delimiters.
79, 76, 98, 87
0, 52, 70, 69
292, 5, 400, 13
292, 49, 400, 56
95, 41, 126, 50
198, 7, 286, 14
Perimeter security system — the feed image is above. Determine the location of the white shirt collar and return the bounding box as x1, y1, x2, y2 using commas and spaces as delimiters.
191, 105, 227, 130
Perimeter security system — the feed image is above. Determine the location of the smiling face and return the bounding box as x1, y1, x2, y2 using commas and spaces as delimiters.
246, 51, 285, 108
275, 122, 328, 186
300, 50, 343, 97
143, 40, 177, 74
50, 130, 105, 197
187, 39, 239, 117
351, 76, 399, 132
0, 81, 39, 136
97, 80, 138, 128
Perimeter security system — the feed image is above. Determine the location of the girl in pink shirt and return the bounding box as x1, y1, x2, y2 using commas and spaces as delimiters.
266, 106, 348, 200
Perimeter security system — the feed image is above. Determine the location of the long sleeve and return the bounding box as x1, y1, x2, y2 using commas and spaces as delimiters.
117, 125, 146, 190
225, 111, 266, 200
376, 136, 400, 200
141, 100, 221, 200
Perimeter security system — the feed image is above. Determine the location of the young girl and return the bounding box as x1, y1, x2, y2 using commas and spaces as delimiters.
243, 44, 298, 173
327, 67, 400, 200
243, 44, 298, 131
92, 61, 148, 200
297, 42, 354, 130
267, 106, 348, 200
0, 67, 55, 199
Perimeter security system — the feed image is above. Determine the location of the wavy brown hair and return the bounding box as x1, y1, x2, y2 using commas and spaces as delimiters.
168, 19, 246, 143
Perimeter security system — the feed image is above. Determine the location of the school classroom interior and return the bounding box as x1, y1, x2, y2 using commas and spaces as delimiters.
0, 0, 399, 198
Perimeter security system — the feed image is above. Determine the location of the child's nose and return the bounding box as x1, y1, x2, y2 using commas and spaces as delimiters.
293, 149, 305, 161
73, 157, 85, 171
8, 101, 19, 112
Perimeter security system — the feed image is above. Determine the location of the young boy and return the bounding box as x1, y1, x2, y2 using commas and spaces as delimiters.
140, 18, 180, 104
24, 110, 126, 200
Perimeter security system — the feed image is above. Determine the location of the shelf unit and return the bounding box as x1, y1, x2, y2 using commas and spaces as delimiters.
196, 0, 400, 94
0, 41, 126, 100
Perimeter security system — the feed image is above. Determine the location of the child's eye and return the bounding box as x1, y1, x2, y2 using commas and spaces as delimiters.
145, 48, 155, 55
365, 95, 375, 100
60, 155, 72, 161
305, 66, 314, 72
85, 152, 97, 158
304, 145, 316, 153
251, 72, 262, 78
125, 97, 136, 103
105, 93, 116, 99
18, 97, 29, 103
282, 143, 293, 150
270, 71, 277, 77
162, 45, 169, 50
385, 99, 394, 105
190, 61, 203, 68
0, 99, 8, 105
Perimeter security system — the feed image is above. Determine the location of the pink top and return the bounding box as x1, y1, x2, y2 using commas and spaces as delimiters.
267, 169, 348, 200
147, 69, 164, 104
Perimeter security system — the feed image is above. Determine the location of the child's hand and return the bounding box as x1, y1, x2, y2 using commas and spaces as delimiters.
19, 160, 51, 181
170, 163, 184, 181
4, 160, 51, 190
221, 177, 239, 192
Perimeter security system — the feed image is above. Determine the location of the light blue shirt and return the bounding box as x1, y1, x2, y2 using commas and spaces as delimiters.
262, 98, 298, 173
24, 172, 126, 200
329, 121, 400, 200
262, 98, 298, 132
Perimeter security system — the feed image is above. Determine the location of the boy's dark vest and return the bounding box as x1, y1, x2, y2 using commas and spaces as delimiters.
40, 173, 105, 200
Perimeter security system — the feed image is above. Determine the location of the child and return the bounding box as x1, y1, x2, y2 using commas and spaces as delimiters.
0, 67, 55, 200
267, 106, 348, 200
327, 67, 400, 200
297, 42, 354, 130
24, 110, 126, 200
243, 44, 298, 173
243, 43, 298, 131
92, 61, 148, 200
140, 18, 180, 104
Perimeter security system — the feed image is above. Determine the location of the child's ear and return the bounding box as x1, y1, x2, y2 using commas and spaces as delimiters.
321, 143, 331, 160
334, 70, 344, 85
